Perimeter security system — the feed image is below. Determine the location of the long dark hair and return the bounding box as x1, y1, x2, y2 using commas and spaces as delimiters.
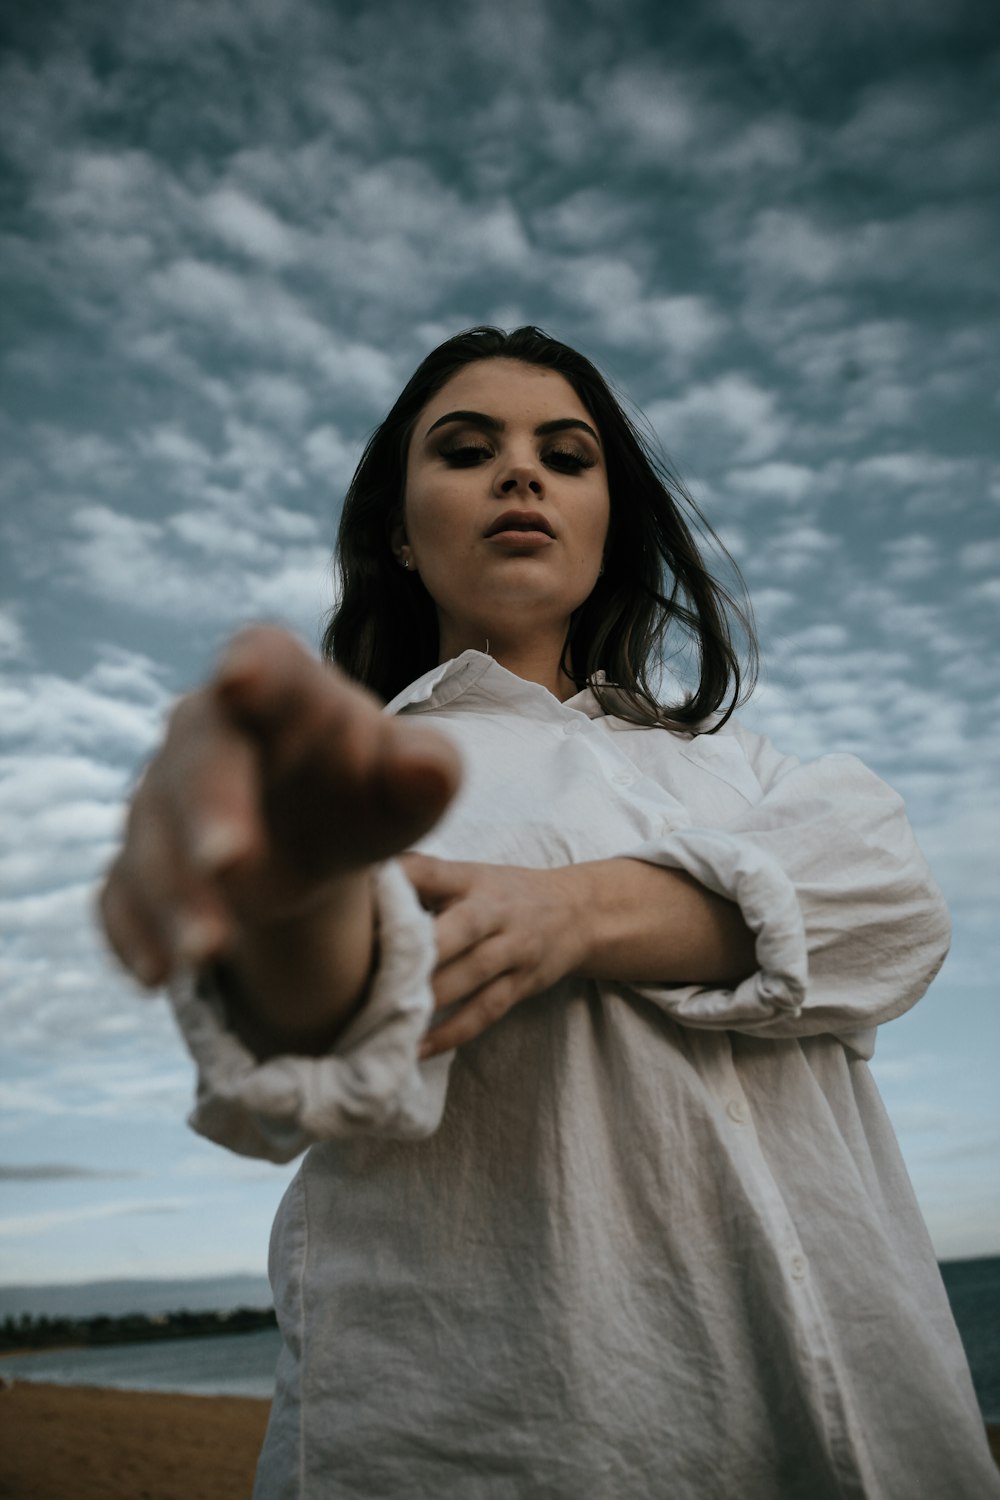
322, 326, 757, 731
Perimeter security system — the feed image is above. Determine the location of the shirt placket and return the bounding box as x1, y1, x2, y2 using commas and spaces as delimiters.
553, 707, 690, 839
690, 1032, 879, 1498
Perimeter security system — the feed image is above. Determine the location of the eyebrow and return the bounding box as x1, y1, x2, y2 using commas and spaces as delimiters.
424, 409, 601, 446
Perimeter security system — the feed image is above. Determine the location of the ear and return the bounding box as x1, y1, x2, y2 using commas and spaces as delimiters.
388, 512, 408, 562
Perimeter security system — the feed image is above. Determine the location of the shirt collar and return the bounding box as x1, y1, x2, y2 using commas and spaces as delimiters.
383, 651, 611, 720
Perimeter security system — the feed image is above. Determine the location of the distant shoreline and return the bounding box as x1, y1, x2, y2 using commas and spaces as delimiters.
0, 1305, 277, 1356
0, 1272, 274, 1323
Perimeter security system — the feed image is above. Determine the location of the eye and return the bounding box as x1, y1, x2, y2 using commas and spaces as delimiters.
543, 447, 596, 474
440, 443, 494, 467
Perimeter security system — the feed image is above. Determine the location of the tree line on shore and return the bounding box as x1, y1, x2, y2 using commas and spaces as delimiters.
0, 1305, 277, 1351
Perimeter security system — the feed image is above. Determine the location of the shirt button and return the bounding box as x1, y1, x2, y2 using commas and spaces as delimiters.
725, 1098, 749, 1125
563, 719, 587, 736
790, 1253, 807, 1281
612, 770, 635, 786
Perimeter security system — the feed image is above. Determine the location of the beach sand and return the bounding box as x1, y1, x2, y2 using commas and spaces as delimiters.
0, 1380, 997, 1496
0, 1381, 270, 1500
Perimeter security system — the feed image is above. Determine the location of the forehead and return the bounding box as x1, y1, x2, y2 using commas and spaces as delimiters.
419, 359, 594, 428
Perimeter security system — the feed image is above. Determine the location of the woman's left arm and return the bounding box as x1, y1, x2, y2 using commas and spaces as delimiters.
405, 747, 951, 1059
403, 853, 757, 1057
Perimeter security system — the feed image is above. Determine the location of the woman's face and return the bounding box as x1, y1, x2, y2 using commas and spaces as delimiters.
398, 359, 611, 659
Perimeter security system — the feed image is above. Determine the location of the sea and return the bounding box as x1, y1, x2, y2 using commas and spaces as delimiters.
1, 1260, 998, 1422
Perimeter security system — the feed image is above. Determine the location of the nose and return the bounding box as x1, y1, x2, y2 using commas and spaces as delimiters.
494, 460, 543, 497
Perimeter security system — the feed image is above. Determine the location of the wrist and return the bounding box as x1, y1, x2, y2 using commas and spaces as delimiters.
225, 869, 378, 1056
553, 862, 600, 978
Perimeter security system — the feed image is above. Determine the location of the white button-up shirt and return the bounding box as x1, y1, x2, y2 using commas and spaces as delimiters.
171, 651, 998, 1499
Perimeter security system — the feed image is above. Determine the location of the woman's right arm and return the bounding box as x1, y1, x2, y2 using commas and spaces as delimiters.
99, 626, 461, 1060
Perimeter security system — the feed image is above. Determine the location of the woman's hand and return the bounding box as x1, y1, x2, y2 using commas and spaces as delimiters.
402, 851, 760, 1060
399, 853, 588, 1058
99, 626, 461, 1015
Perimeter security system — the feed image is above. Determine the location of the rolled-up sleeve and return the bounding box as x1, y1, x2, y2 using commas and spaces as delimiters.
624, 744, 951, 1045
167, 859, 451, 1162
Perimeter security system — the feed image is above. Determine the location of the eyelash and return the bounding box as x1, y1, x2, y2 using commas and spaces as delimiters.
440, 443, 596, 474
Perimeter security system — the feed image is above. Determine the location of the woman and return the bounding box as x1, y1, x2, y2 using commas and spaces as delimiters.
100, 328, 998, 1498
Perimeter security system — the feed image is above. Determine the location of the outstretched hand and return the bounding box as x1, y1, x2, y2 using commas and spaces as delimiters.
99, 626, 461, 992
399, 853, 589, 1058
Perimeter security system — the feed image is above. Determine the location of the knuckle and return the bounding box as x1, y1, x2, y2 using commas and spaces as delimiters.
164, 694, 210, 758
433, 975, 456, 1010
229, 623, 295, 664
479, 954, 503, 990
527, 935, 546, 967
482, 989, 510, 1023
166, 692, 200, 736
465, 904, 493, 945
229, 623, 270, 652
317, 690, 377, 765
455, 913, 479, 952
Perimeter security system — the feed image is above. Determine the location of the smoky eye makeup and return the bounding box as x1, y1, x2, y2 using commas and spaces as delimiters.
436, 433, 598, 472
438, 440, 496, 465
542, 446, 597, 472
438, 441, 596, 473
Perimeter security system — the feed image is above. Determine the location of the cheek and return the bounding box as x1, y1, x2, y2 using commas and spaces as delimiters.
402, 477, 441, 546
583, 492, 611, 552
409, 499, 464, 555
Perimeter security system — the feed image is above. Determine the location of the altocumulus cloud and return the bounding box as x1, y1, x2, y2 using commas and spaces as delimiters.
0, 0, 997, 1274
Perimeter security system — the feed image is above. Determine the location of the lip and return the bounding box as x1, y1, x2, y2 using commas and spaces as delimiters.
485, 529, 555, 549
483, 510, 556, 539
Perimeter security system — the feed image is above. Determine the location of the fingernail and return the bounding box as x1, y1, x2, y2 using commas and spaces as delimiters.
174, 914, 219, 965
192, 821, 245, 872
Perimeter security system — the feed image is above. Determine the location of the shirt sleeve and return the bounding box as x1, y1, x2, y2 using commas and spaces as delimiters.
167, 859, 452, 1162
621, 728, 951, 1049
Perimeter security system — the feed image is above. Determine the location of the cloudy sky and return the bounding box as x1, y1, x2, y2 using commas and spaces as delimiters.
1, 0, 998, 1287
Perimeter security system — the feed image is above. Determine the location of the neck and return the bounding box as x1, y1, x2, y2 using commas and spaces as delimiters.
439, 623, 578, 702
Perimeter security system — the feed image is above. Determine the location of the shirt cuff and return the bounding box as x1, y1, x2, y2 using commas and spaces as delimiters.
622, 751, 949, 1048
168, 859, 450, 1162
622, 828, 809, 1029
